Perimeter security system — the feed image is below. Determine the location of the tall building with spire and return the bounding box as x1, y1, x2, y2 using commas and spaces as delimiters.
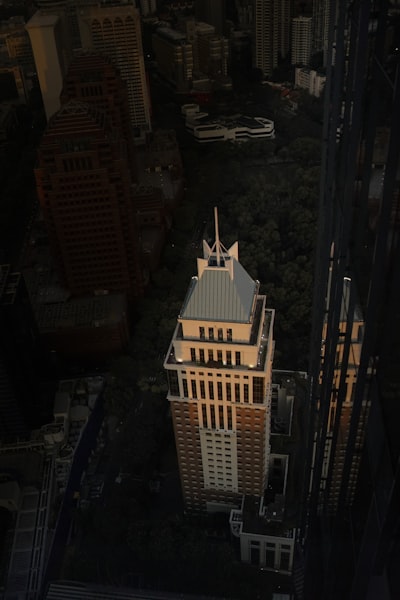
164, 209, 299, 574
164, 208, 274, 512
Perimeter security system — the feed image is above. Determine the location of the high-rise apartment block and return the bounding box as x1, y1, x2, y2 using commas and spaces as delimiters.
278, 0, 292, 61
291, 16, 312, 66
78, 3, 151, 141
35, 100, 143, 298
164, 212, 274, 512
253, 0, 278, 77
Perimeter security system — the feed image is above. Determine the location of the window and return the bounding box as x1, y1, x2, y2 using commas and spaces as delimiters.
208, 381, 214, 400
199, 326, 205, 339
217, 350, 223, 363
244, 384, 249, 403
167, 370, 179, 396
208, 349, 214, 362
217, 382, 223, 401
280, 552, 290, 571
182, 379, 188, 397
219, 405, 224, 428
227, 406, 232, 429
226, 351, 232, 366
253, 377, 264, 404
235, 351, 241, 365
226, 382, 231, 402
191, 380, 197, 399
202, 404, 208, 427
200, 380, 206, 399
218, 328, 223, 341
190, 348, 196, 362
199, 349, 205, 363
235, 383, 240, 402
210, 405, 216, 428
208, 327, 214, 340
227, 328, 232, 341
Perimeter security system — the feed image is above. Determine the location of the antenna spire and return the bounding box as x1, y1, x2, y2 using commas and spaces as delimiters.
214, 206, 220, 266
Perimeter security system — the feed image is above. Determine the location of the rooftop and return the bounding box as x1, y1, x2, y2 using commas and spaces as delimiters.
179, 211, 259, 323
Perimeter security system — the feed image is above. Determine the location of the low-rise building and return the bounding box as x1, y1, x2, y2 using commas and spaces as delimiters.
295, 67, 326, 97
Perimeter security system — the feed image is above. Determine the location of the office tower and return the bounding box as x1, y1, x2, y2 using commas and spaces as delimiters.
195, 22, 229, 79
78, 3, 151, 141
302, 0, 400, 598
152, 28, 193, 92
164, 209, 274, 512
34, 100, 144, 298
291, 16, 312, 65
25, 11, 67, 120
0, 266, 43, 441
60, 52, 136, 172
253, 0, 278, 77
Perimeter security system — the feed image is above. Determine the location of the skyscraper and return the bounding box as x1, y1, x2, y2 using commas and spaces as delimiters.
164, 209, 274, 512
312, 0, 331, 66
60, 51, 136, 173
78, 3, 151, 141
35, 100, 144, 298
253, 0, 278, 77
291, 16, 312, 66
25, 11, 67, 120
302, 0, 400, 597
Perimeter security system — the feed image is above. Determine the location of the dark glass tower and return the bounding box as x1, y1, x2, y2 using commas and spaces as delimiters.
301, 0, 400, 598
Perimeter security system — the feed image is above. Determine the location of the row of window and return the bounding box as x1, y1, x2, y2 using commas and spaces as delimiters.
168, 370, 266, 405
201, 403, 233, 430
190, 347, 239, 365
199, 326, 232, 341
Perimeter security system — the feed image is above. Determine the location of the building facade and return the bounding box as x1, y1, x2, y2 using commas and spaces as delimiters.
253, 0, 278, 77
291, 16, 312, 66
164, 210, 275, 513
60, 51, 136, 173
25, 11, 67, 120
34, 100, 144, 298
78, 3, 151, 141
295, 67, 326, 97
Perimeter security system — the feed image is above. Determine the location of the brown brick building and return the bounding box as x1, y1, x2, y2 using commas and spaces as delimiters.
60, 52, 137, 175
35, 100, 143, 298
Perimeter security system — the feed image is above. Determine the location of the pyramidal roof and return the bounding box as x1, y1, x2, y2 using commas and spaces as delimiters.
180, 208, 258, 322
